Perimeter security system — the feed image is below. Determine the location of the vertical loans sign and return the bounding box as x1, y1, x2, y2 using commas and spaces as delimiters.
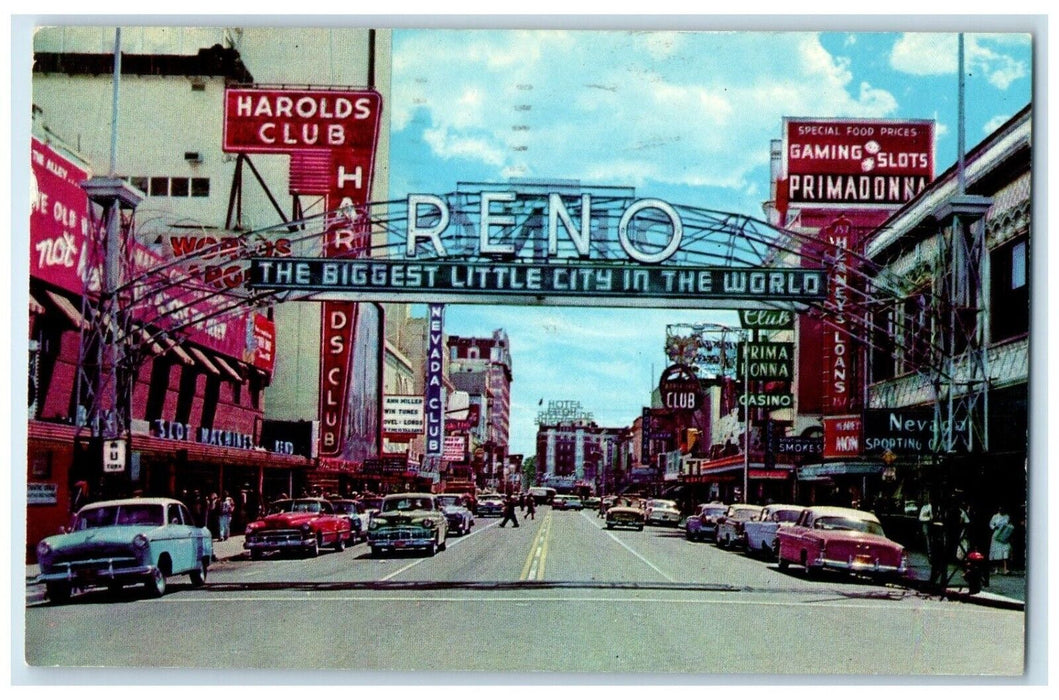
821, 216, 860, 414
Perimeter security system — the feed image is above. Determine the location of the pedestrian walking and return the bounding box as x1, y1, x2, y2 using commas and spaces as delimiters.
499, 495, 520, 528
219, 492, 235, 541
918, 500, 934, 558
989, 505, 1014, 575
206, 492, 220, 540
525, 497, 536, 520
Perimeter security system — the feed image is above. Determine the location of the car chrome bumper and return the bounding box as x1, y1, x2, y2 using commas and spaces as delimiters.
37, 561, 156, 585
818, 556, 907, 575
244, 533, 316, 551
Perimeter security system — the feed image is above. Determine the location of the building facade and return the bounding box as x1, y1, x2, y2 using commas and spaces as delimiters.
26, 26, 395, 559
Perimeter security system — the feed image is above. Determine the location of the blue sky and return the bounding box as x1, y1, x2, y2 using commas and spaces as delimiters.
387, 27, 1034, 458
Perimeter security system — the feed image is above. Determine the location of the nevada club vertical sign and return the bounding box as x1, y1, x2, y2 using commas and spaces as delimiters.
223, 87, 383, 458
425, 304, 446, 464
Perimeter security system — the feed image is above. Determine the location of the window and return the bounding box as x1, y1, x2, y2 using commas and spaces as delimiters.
870, 303, 897, 382
150, 177, 169, 196
175, 366, 198, 425
901, 288, 933, 373
145, 358, 173, 422
200, 375, 220, 429
991, 237, 1029, 342
126, 176, 209, 199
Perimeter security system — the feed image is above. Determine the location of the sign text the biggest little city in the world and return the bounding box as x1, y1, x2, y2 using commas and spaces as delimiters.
249, 191, 827, 304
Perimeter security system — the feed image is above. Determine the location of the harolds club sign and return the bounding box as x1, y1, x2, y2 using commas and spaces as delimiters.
224, 86, 383, 458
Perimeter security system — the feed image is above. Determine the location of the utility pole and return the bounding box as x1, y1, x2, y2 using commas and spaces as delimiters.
73, 29, 143, 496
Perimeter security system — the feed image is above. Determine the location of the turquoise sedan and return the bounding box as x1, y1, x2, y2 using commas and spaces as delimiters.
35, 497, 213, 603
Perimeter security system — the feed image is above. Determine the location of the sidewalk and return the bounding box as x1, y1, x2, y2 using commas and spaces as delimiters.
904, 550, 1025, 611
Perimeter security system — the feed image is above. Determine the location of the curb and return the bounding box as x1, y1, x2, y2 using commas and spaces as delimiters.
904, 578, 1025, 611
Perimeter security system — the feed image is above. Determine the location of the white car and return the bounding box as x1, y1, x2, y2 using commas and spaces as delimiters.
645, 499, 681, 526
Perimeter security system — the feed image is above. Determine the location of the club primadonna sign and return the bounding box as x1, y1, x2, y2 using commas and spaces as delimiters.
249, 190, 827, 308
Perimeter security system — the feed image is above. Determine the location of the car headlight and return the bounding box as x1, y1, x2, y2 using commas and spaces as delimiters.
368, 520, 382, 530
421, 519, 436, 529
245, 523, 258, 534
300, 524, 312, 534
132, 534, 149, 550
36, 540, 51, 559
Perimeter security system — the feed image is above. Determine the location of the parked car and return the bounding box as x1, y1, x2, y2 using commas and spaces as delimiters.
776, 506, 909, 582
331, 499, 369, 543
528, 486, 557, 505
244, 497, 351, 559
605, 499, 646, 530
476, 496, 505, 517
714, 504, 765, 549
598, 495, 617, 517
684, 502, 728, 542
742, 504, 804, 559
552, 495, 584, 511
583, 496, 601, 510
355, 496, 383, 522
645, 499, 682, 527
368, 493, 448, 557
436, 494, 475, 535
35, 497, 213, 602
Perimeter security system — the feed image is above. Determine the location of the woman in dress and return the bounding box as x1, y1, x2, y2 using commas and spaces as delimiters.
989, 505, 1013, 575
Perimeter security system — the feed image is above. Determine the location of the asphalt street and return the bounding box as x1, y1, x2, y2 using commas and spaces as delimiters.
22, 508, 1026, 676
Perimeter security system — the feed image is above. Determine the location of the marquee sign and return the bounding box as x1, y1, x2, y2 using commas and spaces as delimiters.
383, 395, 426, 436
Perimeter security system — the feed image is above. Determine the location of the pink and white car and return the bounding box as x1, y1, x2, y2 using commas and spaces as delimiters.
776, 506, 909, 582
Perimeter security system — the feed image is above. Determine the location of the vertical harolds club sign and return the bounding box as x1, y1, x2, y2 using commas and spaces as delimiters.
224, 87, 383, 458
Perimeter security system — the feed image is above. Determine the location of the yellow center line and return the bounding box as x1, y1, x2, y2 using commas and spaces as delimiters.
519, 510, 552, 581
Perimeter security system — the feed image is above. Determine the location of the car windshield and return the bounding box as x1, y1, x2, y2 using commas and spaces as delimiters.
649, 500, 676, 509
359, 499, 382, 510
703, 506, 727, 516
773, 509, 802, 523
732, 507, 761, 519
383, 497, 434, 512
270, 499, 322, 514
437, 496, 461, 507
333, 502, 357, 515
813, 515, 885, 536
75, 503, 165, 530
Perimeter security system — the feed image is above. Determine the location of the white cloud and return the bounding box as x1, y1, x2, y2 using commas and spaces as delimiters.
983, 113, 1012, 134
889, 33, 1029, 90
890, 33, 957, 75
393, 30, 899, 204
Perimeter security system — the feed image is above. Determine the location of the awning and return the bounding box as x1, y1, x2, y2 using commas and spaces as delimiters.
188, 347, 220, 375
136, 325, 164, 356
45, 290, 86, 329
29, 293, 46, 315
797, 461, 884, 481
211, 354, 245, 383
158, 335, 195, 365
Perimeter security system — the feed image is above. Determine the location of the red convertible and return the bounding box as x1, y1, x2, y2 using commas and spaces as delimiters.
776, 506, 909, 582
244, 497, 352, 559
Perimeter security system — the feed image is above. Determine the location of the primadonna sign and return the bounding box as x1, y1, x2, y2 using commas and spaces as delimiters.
783, 118, 934, 207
